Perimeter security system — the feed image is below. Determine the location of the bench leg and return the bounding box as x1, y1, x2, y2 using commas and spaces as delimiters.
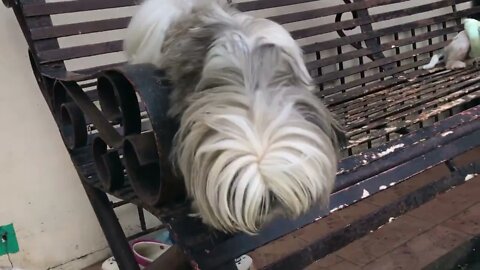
82, 181, 140, 270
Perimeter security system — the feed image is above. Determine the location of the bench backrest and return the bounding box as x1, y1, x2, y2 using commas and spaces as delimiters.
11, 0, 476, 104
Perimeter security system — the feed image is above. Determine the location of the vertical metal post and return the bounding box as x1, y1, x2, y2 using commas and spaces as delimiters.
82, 181, 140, 270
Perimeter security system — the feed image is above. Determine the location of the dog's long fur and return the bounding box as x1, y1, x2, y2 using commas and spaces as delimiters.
125, 0, 343, 234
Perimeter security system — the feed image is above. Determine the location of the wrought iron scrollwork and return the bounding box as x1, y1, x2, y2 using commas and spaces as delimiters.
50, 64, 186, 209
92, 137, 124, 192
335, 0, 363, 50
334, 0, 391, 68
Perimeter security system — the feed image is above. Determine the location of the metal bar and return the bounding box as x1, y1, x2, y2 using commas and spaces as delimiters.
138, 207, 147, 232
81, 181, 139, 270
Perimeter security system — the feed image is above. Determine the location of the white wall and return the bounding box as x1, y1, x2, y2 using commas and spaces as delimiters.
0, 7, 158, 270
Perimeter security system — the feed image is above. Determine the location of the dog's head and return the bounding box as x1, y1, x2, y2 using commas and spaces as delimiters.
173, 42, 344, 234
167, 5, 345, 233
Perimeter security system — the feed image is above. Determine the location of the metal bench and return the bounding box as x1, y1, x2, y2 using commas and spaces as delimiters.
3, 0, 480, 269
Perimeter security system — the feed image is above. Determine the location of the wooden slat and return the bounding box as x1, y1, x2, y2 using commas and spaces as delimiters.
347, 84, 480, 145
236, 0, 319, 12
343, 70, 469, 118
40, 62, 126, 81
38, 40, 123, 64
331, 69, 463, 117
347, 71, 480, 130
340, 69, 469, 120
30, 17, 131, 40
22, 0, 138, 17
347, 87, 480, 147
73, 62, 127, 75
324, 60, 428, 105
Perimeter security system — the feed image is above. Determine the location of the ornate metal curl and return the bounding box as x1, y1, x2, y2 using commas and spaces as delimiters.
92, 137, 124, 191
58, 64, 185, 208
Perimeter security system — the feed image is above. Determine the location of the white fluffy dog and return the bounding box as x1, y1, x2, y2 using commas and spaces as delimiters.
124, 0, 344, 234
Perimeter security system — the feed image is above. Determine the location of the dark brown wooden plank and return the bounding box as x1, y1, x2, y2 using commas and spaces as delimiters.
38, 40, 123, 64
235, 0, 319, 12
22, 0, 138, 17
40, 62, 126, 81
30, 17, 131, 40
333, 69, 467, 119
324, 60, 428, 105
347, 89, 480, 146
345, 69, 480, 128
330, 69, 458, 115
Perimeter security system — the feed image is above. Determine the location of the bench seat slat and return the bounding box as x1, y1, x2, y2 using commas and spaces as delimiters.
22, 0, 138, 17
37, 40, 123, 64
332, 69, 465, 116
347, 72, 480, 133
236, 0, 319, 12
30, 17, 131, 40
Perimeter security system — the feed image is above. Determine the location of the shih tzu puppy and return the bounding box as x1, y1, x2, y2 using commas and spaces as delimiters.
422, 30, 471, 70
423, 18, 480, 70
124, 0, 344, 234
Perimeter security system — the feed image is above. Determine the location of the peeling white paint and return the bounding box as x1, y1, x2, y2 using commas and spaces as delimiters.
379, 185, 388, 190
377, 143, 405, 157
465, 174, 478, 181
389, 182, 396, 187
361, 189, 370, 199
384, 127, 397, 133
388, 217, 396, 223
330, 204, 348, 213
441, 131, 454, 137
